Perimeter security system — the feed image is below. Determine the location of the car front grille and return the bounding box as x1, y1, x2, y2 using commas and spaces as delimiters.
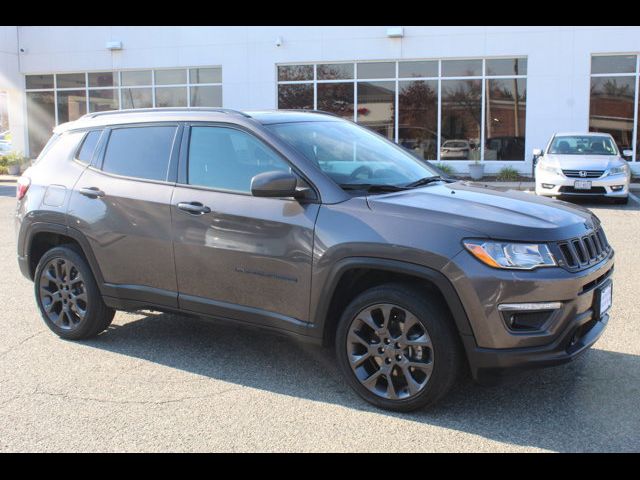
562, 170, 605, 178
555, 227, 612, 271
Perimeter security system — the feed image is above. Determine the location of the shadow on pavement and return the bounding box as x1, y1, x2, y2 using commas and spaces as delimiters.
558, 195, 640, 212
82, 311, 640, 452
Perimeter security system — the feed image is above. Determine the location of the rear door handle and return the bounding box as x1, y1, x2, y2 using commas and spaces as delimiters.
177, 201, 211, 215
79, 187, 105, 198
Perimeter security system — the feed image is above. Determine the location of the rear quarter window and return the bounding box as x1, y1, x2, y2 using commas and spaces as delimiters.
101, 126, 177, 181
75, 130, 103, 164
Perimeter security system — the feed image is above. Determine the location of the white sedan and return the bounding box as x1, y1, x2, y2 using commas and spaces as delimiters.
534, 132, 631, 205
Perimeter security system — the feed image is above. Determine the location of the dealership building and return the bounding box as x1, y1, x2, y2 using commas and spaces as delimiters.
1, 25, 639, 175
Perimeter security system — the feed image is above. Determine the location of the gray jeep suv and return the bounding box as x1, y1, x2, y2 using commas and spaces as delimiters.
15, 108, 614, 411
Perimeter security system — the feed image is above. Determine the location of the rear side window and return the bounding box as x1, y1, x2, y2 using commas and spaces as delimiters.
102, 126, 177, 181
76, 130, 102, 164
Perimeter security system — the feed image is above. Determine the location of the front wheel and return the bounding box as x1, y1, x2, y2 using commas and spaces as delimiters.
335, 283, 463, 411
34, 245, 115, 340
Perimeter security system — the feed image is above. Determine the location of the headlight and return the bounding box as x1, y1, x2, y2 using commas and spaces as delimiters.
607, 164, 629, 176
463, 240, 557, 270
536, 162, 563, 176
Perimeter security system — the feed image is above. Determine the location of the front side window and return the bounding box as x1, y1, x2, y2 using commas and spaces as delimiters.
188, 126, 290, 193
548, 135, 618, 156
267, 120, 438, 187
102, 126, 177, 181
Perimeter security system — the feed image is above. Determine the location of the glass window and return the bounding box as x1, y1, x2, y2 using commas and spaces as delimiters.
278, 65, 313, 81
121, 70, 152, 86
26, 74, 54, 90
591, 55, 637, 74
317, 83, 354, 119
26, 91, 56, 157
89, 89, 119, 112
484, 78, 526, 160
441, 79, 482, 160
155, 69, 187, 85
188, 126, 290, 193
486, 58, 527, 76
442, 59, 482, 77
88, 72, 118, 88
548, 135, 618, 155
102, 126, 177, 181
190, 85, 222, 107
121, 88, 152, 109
398, 80, 438, 160
589, 76, 635, 157
398, 61, 438, 78
56, 73, 86, 89
357, 81, 395, 140
357, 62, 395, 79
76, 130, 102, 163
189, 67, 222, 84
155, 87, 187, 107
317, 63, 354, 80
278, 84, 313, 110
57, 90, 87, 123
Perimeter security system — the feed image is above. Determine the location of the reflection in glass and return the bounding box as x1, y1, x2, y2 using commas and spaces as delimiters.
155, 69, 187, 85
278, 84, 313, 110
398, 80, 438, 160
89, 89, 119, 112
357, 81, 395, 140
26, 91, 55, 157
441, 80, 482, 160
26, 75, 54, 90
317, 63, 354, 80
589, 76, 635, 157
442, 59, 482, 77
486, 58, 527, 76
591, 55, 637, 75
88, 72, 118, 87
57, 90, 87, 123
484, 79, 526, 160
190, 86, 222, 107
189, 67, 222, 84
317, 83, 354, 119
278, 65, 313, 81
398, 61, 438, 78
155, 87, 187, 107
121, 70, 152, 86
357, 62, 395, 79
121, 88, 152, 108
56, 73, 86, 89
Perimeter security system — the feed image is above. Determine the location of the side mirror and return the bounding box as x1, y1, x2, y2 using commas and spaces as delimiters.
623, 149, 633, 158
532, 148, 543, 157
251, 170, 298, 198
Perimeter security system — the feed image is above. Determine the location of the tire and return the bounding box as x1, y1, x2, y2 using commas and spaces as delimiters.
335, 283, 463, 412
613, 196, 629, 205
34, 245, 115, 340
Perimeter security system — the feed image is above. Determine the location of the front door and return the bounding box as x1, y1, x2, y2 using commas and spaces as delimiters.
171, 125, 319, 329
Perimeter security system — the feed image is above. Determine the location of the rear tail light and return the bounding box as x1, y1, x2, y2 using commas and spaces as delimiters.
16, 176, 30, 201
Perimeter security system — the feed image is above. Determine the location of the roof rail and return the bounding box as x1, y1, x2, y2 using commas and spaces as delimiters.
80, 107, 251, 120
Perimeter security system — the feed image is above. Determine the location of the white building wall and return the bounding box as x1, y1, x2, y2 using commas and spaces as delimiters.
5, 26, 640, 173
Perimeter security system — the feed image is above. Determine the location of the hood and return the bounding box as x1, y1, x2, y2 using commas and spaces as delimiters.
543, 154, 622, 170
366, 181, 598, 242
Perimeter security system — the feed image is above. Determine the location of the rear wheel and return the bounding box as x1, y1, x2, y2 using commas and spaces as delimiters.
335, 283, 463, 411
34, 245, 115, 340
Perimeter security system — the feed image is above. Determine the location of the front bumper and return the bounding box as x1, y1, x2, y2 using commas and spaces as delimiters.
535, 170, 629, 197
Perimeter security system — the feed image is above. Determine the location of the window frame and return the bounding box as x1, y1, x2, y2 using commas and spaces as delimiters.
178, 121, 319, 201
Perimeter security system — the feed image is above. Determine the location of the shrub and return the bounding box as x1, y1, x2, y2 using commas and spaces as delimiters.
497, 166, 520, 182
433, 162, 456, 176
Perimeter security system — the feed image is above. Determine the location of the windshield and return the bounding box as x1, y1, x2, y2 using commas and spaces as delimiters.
266, 120, 439, 188
548, 135, 618, 156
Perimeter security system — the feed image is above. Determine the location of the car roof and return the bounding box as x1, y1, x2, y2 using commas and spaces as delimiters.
54, 108, 341, 133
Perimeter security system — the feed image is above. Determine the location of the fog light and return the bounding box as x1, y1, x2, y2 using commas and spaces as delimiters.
498, 302, 561, 332
541, 183, 555, 189
611, 185, 624, 191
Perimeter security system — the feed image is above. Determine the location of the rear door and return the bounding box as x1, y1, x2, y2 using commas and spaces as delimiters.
171, 123, 319, 330
67, 123, 182, 307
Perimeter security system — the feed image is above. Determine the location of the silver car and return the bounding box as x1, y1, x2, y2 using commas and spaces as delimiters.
534, 132, 631, 204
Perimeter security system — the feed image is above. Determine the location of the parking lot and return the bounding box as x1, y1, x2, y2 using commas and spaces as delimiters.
1, 187, 639, 452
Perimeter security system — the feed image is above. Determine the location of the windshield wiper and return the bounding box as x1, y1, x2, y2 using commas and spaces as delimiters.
339, 183, 409, 193
404, 176, 447, 188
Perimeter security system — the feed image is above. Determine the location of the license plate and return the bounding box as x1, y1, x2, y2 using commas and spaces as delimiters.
574, 180, 592, 190
599, 283, 612, 317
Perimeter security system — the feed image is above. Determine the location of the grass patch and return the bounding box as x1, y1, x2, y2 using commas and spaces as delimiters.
496, 166, 520, 182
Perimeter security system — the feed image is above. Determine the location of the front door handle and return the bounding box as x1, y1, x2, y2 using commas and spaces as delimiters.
177, 201, 211, 215
79, 187, 105, 198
